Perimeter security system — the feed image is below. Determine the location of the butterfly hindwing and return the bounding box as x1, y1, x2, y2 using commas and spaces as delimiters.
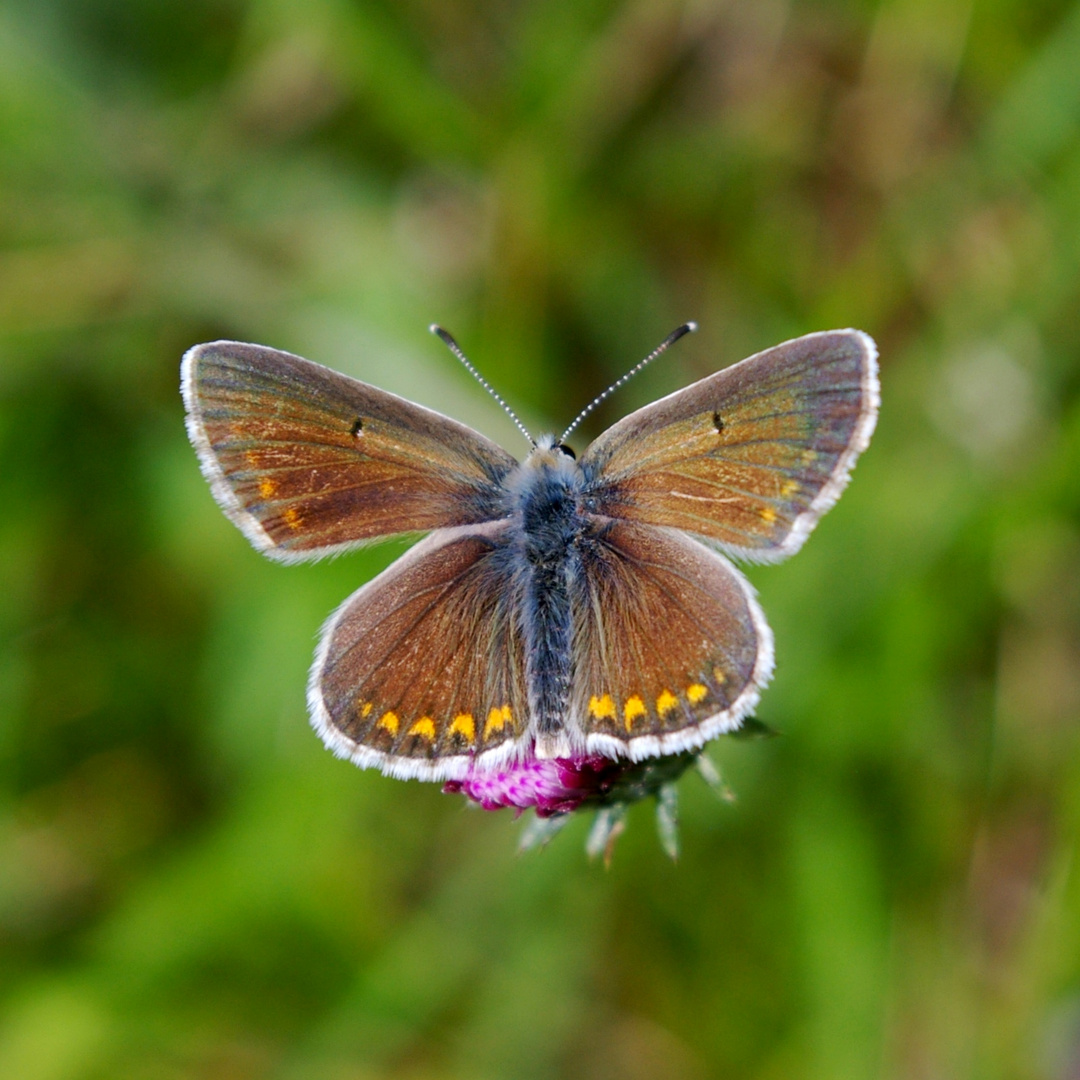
182, 341, 516, 561
580, 330, 879, 561
309, 521, 530, 780
571, 519, 774, 758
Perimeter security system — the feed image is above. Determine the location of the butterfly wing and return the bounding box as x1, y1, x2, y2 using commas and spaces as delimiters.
309, 521, 531, 780
571, 519, 773, 759
580, 330, 879, 561
181, 341, 517, 561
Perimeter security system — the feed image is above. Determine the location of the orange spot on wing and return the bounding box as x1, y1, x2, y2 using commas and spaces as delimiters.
283, 507, 303, 529
687, 683, 708, 704
258, 478, 276, 499
360, 702, 373, 718
588, 694, 616, 720
759, 506, 777, 524
484, 705, 512, 737
449, 713, 476, 743
623, 696, 646, 731
780, 479, 800, 497
408, 717, 436, 739
656, 690, 678, 717
712, 668, 726, 686
377, 711, 399, 735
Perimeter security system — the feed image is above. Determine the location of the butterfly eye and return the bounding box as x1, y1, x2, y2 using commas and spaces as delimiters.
555, 443, 576, 459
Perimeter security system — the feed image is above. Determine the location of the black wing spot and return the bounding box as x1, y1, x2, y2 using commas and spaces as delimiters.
350, 417, 364, 437
712, 411, 724, 433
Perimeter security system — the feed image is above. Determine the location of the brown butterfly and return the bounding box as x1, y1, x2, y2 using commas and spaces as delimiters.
181, 326, 879, 780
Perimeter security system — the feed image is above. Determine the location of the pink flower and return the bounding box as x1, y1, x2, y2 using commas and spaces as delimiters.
442, 749, 735, 859
443, 755, 625, 816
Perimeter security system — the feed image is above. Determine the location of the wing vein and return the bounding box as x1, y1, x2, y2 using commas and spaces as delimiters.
329, 559, 490, 691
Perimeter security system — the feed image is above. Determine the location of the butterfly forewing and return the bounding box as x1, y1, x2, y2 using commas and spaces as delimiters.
182, 341, 516, 560
572, 520, 773, 758
309, 522, 530, 780
580, 330, 879, 560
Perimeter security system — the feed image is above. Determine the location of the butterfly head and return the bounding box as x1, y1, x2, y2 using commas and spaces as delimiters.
530, 432, 577, 461
510, 434, 582, 491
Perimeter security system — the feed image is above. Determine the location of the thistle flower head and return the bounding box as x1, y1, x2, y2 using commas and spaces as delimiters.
443, 749, 733, 860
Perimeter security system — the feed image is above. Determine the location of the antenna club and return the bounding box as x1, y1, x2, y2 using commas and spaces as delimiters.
428, 323, 536, 448
557, 321, 699, 444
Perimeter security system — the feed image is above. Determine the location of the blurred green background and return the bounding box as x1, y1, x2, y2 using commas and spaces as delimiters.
2, 0, 1079, 1077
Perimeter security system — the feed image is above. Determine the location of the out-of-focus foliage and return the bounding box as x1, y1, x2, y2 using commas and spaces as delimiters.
1, 0, 1079, 1076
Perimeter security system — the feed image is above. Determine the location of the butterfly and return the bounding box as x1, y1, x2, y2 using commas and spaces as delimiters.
181, 326, 879, 781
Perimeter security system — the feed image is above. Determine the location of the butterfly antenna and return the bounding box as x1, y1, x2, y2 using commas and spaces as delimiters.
429, 325, 535, 448
559, 322, 697, 443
